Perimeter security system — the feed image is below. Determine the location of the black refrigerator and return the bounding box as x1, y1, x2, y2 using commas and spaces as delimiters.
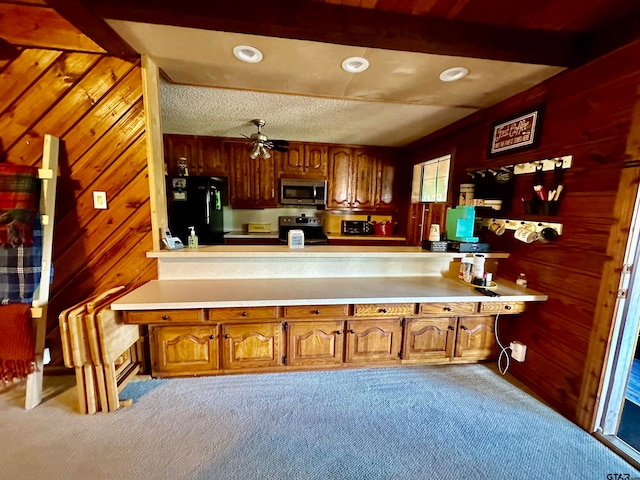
167, 176, 226, 245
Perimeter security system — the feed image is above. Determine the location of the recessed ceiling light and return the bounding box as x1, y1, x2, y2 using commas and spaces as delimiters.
342, 57, 369, 73
233, 45, 263, 63
439, 67, 469, 82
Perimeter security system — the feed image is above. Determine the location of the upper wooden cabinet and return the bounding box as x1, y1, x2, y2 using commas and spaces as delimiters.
279, 142, 328, 179
226, 140, 278, 208
327, 146, 397, 212
163, 134, 228, 177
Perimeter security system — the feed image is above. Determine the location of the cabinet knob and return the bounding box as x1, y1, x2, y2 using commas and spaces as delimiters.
241, 311, 247, 317
504, 305, 512, 310
443, 307, 451, 312
460, 325, 468, 330
224, 334, 230, 338
161, 315, 169, 321
209, 335, 215, 340
379, 308, 387, 313
314, 309, 320, 315
448, 326, 455, 331
336, 330, 342, 335
349, 329, 355, 334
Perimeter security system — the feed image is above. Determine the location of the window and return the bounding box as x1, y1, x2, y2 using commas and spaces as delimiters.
411, 154, 451, 203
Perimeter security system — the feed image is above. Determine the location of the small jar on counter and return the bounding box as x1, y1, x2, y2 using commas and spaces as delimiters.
516, 273, 528, 288
458, 256, 474, 283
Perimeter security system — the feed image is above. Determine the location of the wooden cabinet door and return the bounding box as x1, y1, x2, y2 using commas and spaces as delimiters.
255, 156, 278, 207
227, 140, 277, 208
327, 146, 353, 209
279, 142, 306, 178
227, 141, 255, 207
304, 143, 328, 178
286, 320, 344, 366
403, 317, 456, 361
151, 325, 219, 375
199, 137, 228, 176
221, 322, 282, 369
345, 318, 402, 364
351, 148, 377, 210
375, 149, 396, 211
454, 316, 498, 360
164, 134, 202, 177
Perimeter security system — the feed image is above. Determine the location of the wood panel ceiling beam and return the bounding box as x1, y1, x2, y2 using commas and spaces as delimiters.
84, 0, 584, 67
45, 0, 138, 58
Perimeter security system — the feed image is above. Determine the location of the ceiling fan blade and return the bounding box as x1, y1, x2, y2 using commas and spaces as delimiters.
270, 139, 289, 152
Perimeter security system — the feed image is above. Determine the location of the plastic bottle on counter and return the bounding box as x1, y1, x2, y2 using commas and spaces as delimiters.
516, 273, 528, 289
188, 226, 198, 249
458, 256, 474, 283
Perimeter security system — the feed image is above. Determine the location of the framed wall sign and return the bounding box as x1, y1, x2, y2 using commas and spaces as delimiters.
488, 105, 544, 157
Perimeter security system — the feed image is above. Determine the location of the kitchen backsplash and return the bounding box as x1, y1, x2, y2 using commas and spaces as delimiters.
224, 208, 393, 234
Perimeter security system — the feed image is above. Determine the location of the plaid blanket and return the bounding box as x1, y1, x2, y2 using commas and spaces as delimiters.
0, 215, 42, 305
0, 163, 41, 247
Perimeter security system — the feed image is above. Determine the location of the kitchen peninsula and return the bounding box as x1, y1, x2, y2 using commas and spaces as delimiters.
111, 246, 547, 377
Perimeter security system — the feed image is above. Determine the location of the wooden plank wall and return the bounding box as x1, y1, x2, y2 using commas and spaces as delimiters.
403, 39, 640, 425
0, 1, 156, 366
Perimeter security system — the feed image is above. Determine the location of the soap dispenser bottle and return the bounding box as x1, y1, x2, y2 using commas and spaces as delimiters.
188, 226, 198, 249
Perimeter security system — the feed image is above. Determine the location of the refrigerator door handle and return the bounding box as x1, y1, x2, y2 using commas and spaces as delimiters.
205, 186, 211, 224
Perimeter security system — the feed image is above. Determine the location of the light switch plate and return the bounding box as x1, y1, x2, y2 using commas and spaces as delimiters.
93, 191, 108, 209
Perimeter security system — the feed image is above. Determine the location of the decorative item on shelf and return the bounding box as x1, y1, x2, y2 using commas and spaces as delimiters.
177, 156, 189, 176
372, 221, 394, 236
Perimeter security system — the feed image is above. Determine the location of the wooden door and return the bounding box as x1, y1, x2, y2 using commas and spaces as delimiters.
199, 137, 228, 176
327, 146, 352, 209
221, 322, 282, 369
403, 317, 456, 361
151, 325, 219, 375
345, 318, 402, 364
164, 134, 202, 177
227, 141, 255, 208
304, 143, 329, 178
351, 148, 377, 210
286, 320, 344, 366
375, 149, 396, 211
255, 155, 278, 207
454, 316, 498, 360
279, 142, 306, 178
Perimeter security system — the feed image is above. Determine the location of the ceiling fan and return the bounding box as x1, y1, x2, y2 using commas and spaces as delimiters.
243, 119, 289, 159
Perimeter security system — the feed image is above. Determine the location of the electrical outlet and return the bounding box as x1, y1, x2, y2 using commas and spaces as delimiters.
510, 341, 527, 362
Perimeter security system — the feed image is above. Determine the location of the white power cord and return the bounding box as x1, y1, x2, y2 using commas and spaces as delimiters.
494, 310, 512, 375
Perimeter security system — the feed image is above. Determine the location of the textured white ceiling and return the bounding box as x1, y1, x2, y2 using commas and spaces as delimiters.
108, 20, 565, 147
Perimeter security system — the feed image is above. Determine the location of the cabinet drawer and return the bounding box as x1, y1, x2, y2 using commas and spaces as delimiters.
125, 309, 206, 324
208, 306, 279, 321
419, 302, 478, 315
353, 303, 415, 317
479, 302, 526, 314
283, 304, 348, 318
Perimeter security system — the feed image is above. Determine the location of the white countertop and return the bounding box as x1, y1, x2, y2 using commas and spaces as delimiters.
111, 276, 547, 310
148, 245, 509, 259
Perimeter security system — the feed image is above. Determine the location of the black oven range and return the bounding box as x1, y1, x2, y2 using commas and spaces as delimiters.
278, 215, 329, 245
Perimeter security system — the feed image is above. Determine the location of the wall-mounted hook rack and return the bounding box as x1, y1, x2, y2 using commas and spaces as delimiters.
466, 155, 571, 176
477, 217, 563, 236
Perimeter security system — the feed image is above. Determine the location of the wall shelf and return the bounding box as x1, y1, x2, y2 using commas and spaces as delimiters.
477, 217, 563, 236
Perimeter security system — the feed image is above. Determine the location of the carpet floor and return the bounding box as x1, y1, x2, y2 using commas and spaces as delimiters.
1, 364, 639, 480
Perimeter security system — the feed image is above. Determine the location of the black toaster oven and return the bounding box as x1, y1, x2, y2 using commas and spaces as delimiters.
341, 220, 374, 235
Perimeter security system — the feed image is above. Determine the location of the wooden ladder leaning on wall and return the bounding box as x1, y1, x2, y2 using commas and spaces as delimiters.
24, 134, 58, 409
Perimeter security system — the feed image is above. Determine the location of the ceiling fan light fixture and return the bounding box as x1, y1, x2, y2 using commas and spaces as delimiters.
233, 45, 263, 63
260, 145, 271, 159
342, 57, 369, 74
439, 67, 469, 82
249, 143, 261, 159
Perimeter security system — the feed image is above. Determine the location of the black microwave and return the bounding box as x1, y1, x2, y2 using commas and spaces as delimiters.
280, 179, 327, 206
